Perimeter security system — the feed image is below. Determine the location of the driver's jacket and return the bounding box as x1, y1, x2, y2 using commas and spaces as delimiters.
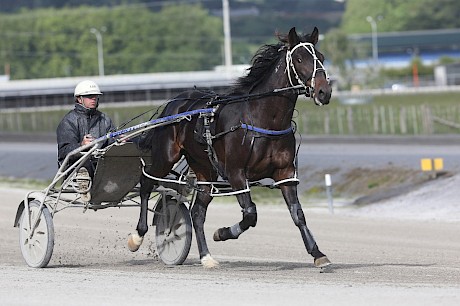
57, 103, 115, 167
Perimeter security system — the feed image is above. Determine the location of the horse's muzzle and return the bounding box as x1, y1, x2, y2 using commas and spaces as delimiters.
314, 84, 332, 106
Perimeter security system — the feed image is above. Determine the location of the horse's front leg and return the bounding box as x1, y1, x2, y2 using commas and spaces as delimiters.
127, 175, 154, 252
280, 184, 331, 268
191, 188, 219, 268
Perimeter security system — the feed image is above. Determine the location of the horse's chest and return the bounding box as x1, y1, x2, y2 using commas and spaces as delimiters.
250, 140, 292, 168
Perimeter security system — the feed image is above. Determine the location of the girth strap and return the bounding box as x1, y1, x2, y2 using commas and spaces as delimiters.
241, 123, 293, 136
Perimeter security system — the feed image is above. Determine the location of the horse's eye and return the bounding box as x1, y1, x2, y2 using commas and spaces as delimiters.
297, 58, 302, 63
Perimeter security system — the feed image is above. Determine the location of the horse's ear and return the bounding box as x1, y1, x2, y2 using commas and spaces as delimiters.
310, 27, 319, 45
287, 27, 300, 48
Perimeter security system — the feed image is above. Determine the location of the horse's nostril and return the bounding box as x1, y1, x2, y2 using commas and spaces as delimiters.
318, 89, 325, 98
316, 87, 331, 105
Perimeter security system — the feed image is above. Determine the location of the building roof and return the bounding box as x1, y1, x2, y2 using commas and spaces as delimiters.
0, 67, 249, 98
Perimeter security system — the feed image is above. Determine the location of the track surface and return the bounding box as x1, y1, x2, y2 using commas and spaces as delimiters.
1, 187, 459, 305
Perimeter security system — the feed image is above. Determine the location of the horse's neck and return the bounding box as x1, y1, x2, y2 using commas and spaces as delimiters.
246, 56, 297, 128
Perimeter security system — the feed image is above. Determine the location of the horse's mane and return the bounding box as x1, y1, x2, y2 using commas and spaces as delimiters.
229, 43, 284, 94
229, 31, 313, 94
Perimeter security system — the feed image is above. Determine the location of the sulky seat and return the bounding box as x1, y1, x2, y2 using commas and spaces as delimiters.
89, 142, 150, 204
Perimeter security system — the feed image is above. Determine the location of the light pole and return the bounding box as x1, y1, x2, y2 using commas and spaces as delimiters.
222, 0, 232, 70
366, 16, 378, 66
90, 27, 105, 76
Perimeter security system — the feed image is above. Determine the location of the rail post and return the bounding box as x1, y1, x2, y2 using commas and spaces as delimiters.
325, 174, 334, 214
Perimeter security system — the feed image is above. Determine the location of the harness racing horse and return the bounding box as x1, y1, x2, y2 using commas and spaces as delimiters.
128, 27, 332, 268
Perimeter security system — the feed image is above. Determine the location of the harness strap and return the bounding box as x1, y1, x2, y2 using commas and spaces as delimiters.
202, 111, 226, 179
211, 122, 293, 140
241, 123, 293, 136
211, 124, 240, 139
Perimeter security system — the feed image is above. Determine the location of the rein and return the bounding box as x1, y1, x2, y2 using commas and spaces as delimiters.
205, 84, 308, 107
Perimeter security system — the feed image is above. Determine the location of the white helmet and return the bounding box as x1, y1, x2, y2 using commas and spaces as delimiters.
74, 80, 103, 97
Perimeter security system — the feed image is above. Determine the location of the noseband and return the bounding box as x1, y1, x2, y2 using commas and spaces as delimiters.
285, 42, 330, 103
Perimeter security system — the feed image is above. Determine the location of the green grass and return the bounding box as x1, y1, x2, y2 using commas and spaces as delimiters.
0, 177, 49, 190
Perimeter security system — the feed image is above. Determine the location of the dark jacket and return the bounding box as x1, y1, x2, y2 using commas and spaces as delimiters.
57, 103, 115, 166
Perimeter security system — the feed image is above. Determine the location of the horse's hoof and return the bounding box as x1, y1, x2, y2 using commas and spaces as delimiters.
213, 227, 235, 241
314, 256, 331, 268
213, 229, 222, 241
127, 233, 144, 252
201, 254, 219, 269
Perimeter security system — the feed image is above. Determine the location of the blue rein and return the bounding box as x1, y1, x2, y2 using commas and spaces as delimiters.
106, 108, 214, 139
104, 108, 292, 140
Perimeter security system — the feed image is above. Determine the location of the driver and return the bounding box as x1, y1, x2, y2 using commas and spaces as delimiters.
56, 80, 115, 201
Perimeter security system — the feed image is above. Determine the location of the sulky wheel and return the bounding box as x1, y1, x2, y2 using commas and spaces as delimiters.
153, 196, 192, 265
18, 200, 54, 268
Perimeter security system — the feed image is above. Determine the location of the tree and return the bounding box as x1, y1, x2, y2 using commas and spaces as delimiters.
404, 0, 460, 30
0, 4, 223, 79
322, 29, 350, 72
322, 28, 361, 89
341, 0, 460, 34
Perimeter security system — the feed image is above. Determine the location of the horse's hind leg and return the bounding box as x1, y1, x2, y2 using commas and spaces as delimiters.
213, 191, 257, 241
280, 184, 331, 268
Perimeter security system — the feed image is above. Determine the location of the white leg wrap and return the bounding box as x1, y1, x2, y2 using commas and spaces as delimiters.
128, 233, 144, 252
230, 223, 243, 238
201, 254, 219, 269
131, 233, 144, 246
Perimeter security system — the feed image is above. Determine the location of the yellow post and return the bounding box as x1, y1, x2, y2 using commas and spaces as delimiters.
420, 158, 433, 171
433, 158, 444, 171
420, 158, 444, 179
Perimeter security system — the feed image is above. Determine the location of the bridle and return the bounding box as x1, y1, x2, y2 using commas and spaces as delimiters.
285, 42, 330, 105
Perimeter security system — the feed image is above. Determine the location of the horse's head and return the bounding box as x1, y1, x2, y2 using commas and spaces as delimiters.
285, 27, 332, 106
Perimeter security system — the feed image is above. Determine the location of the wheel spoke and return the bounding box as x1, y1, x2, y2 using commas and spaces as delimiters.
167, 205, 179, 230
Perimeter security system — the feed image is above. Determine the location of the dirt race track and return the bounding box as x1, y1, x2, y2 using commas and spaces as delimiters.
1, 187, 459, 306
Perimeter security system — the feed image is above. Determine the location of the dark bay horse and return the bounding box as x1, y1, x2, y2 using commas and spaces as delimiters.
128, 27, 332, 268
